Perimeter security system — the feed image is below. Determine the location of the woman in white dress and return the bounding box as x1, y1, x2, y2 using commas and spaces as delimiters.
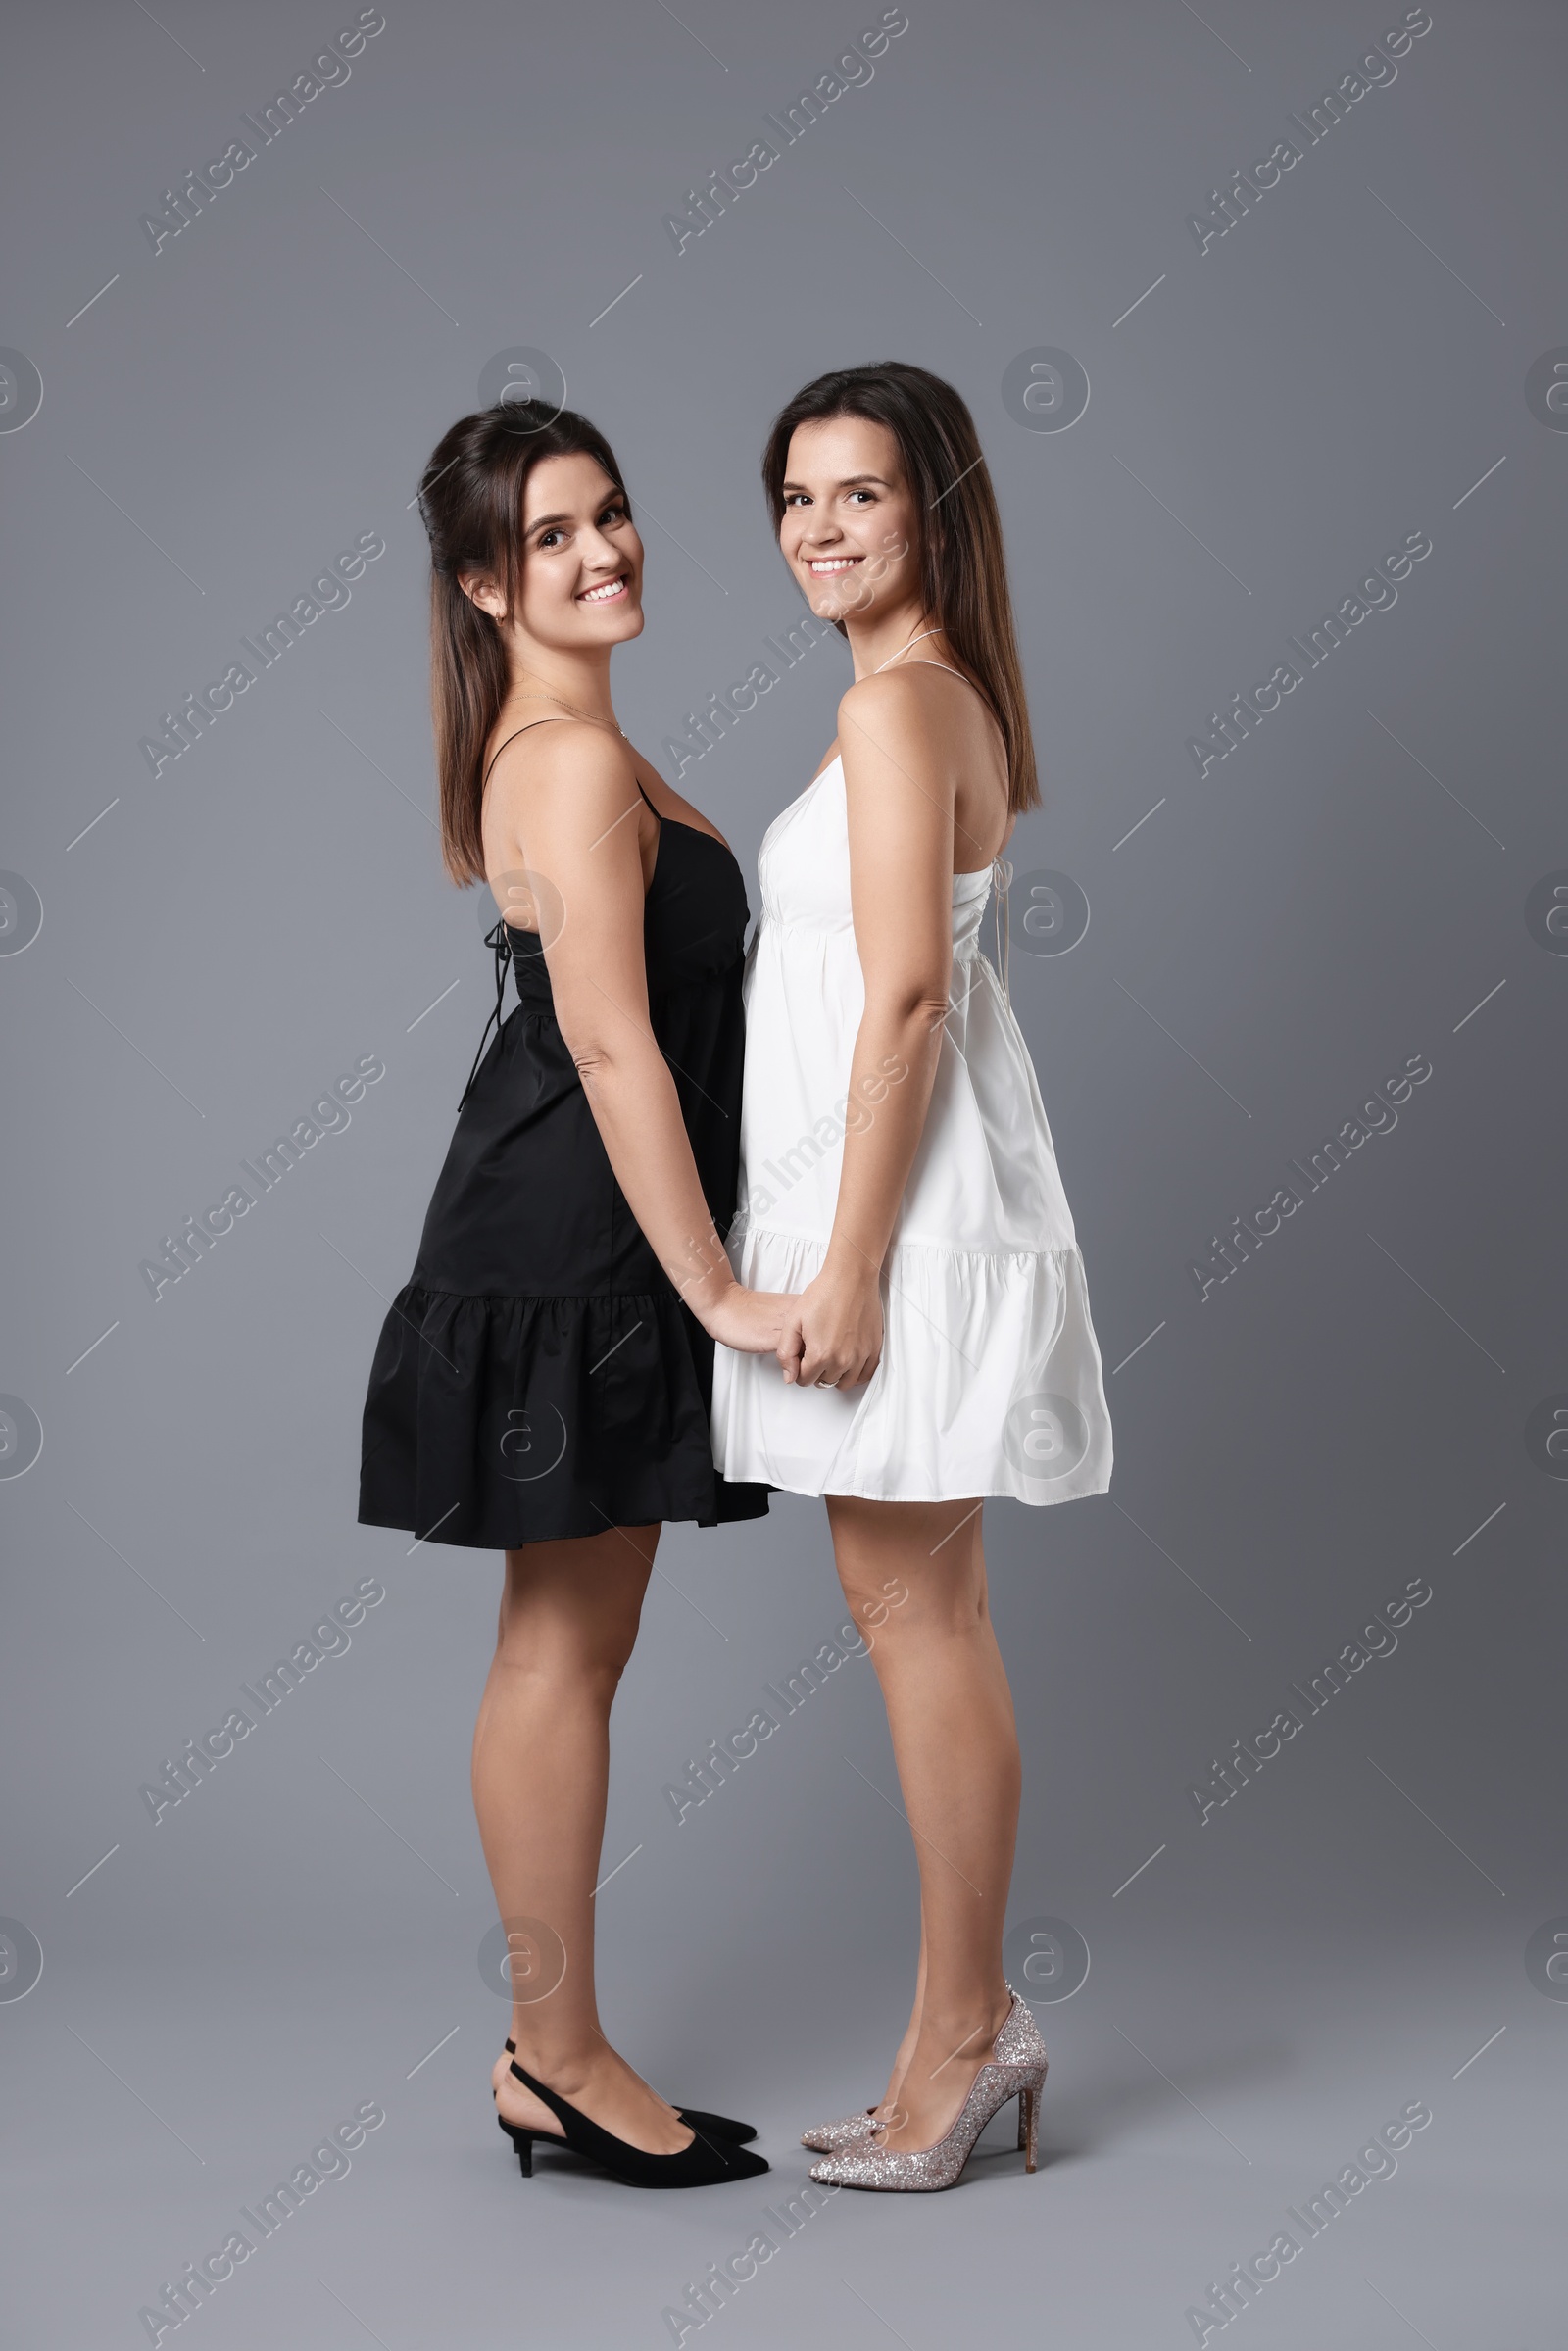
712, 362, 1113, 2191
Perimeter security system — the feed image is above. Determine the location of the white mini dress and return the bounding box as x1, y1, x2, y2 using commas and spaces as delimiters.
710, 753, 1114, 1506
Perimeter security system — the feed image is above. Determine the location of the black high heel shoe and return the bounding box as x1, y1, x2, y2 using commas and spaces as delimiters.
498, 2057, 769, 2188
501, 2036, 757, 2143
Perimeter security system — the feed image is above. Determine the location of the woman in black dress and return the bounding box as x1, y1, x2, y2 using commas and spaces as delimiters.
359, 402, 781, 2188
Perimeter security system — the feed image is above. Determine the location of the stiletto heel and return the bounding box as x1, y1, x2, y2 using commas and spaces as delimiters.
1018, 2082, 1040, 2173
499, 2036, 758, 2144
501, 2058, 769, 2189
808, 1987, 1048, 2193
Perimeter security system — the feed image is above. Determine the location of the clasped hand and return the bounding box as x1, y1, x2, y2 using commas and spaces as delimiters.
704, 1261, 883, 1391
776, 1258, 883, 1390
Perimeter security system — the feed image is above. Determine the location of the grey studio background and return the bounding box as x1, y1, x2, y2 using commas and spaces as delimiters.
1, 0, 1564, 2344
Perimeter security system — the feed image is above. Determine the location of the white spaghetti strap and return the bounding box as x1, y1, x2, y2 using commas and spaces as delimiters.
869, 626, 946, 674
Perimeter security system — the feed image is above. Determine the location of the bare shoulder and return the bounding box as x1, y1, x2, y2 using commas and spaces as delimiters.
838, 662, 975, 759
486, 715, 632, 796
841, 667, 963, 785
837, 665, 930, 730
485, 718, 638, 830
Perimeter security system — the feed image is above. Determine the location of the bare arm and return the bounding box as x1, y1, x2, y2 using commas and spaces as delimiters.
779, 676, 956, 1387
490, 725, 782, 1353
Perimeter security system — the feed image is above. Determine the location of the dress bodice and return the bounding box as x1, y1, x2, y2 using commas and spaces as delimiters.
462, 813, 752, 1106
757, 756, 1007, 976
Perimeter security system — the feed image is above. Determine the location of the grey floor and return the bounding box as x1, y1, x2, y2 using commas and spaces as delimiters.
13, 1950, 1560, 2350
6, 1479, 1562, 2349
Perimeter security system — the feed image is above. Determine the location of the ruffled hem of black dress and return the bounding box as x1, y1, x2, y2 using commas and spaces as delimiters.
358, 1281, 771, 1549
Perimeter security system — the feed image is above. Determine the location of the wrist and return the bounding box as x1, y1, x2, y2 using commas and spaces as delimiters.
821, 1239, 883, 1290
676, 1249, 737, 1324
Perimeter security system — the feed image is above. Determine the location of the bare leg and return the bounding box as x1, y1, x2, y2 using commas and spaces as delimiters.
869, 1920, 925, 2122
475, 1523, 691, 2153
827, 1494, 1019, 2151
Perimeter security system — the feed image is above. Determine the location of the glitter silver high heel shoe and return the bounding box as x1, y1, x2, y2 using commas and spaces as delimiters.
807, 1987, 1047, 2192
800, 2106, 879, 2154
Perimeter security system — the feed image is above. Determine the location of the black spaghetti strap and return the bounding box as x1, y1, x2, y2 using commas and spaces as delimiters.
481, 713, 573, 790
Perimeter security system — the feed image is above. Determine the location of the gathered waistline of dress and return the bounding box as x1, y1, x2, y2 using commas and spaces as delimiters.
402, 1277, 687, 1305
755, 906, 994, 955
731, 1225, 1083, 1267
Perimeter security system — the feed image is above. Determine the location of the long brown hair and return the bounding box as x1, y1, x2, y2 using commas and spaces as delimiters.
417, 401, 630, 885
760, 362, 1039, 814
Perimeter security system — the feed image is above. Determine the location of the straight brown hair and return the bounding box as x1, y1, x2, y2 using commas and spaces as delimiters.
760, 362, 1039, 814
417, 401, 629, 886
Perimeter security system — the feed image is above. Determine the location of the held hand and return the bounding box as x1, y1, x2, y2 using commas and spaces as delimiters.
777, 1258, 884, 1390
705, 1284, 792, 1357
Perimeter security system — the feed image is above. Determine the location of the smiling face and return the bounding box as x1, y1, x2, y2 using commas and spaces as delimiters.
777, 415, 922, 622
463, 450, 645, 651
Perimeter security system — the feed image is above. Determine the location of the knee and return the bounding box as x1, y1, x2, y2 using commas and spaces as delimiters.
845, 1566, 987, 1650
494, 1606, 639, 1690
840, 1572, 911, 1647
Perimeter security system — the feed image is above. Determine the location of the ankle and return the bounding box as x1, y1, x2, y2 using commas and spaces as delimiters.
508, 2028, 607, 2088
912, 1993, 1011, 2064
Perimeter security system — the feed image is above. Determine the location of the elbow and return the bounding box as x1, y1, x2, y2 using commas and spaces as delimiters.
562, 1023, 659, 1094
566, 1036, 616, 1088
866, 982, 950, 1037
555, 1010, 616, 1086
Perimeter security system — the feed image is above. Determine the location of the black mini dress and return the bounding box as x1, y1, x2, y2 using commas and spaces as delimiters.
358, 758, 770, 1549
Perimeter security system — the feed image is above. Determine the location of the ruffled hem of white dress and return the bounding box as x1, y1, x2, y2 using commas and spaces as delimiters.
711, 1226, 1115, 1506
